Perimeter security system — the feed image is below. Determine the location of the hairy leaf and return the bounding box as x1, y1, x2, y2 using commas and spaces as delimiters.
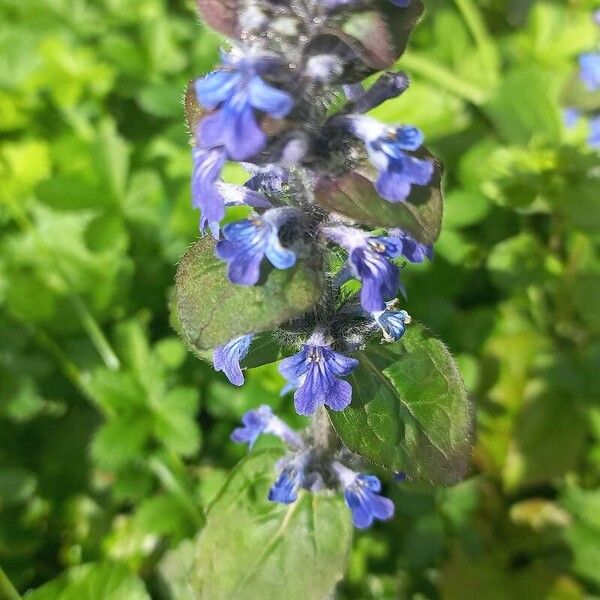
315, 154, 443, 245
195, 0, 239, 38
328, 325, 472, 484
305, 1, 424, 83
189, 450, 352, 600
175, 237, 323, 350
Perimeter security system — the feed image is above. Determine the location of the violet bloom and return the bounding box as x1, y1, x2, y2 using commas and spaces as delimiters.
192, 147, 227, 234
268, 451, 312, 504
216, 208, 297, 286
348, 115, 433, 202
332, 462, 395, 529
195, 52, 294, 161
231, 405, 305, 449
213, 334, 254, 386
278, 331, 359, 416
324, 227, 403, 312
199, 181, 273, 238
390, 0, 411, 6
579, 53, 600, 92
389, 229, 434, 263
372, 308, 411, 342
563, 108, 580, 128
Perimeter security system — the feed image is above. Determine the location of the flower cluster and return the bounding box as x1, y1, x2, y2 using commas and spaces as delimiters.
188, 0, 435, 527
232, 406, 397, 529
564, 11, 600, 149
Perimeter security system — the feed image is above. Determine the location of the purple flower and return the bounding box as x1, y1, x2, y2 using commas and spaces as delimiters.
216, 208, 297, 286
579, 53, 600, 92
348, 116, 434, 202
389, 229, 434, 263
390, 0, 411, 6
192, 147, 227, 235
278, 331, 359, 416
563, 108, 580, 128
333, 462, 395, 529
268, 451, 312, 504
213, 334, 254, 386
372, 308, 411, 342
324, 227, 403, 312
195, 53, 294, 161
231, 405, 305, 449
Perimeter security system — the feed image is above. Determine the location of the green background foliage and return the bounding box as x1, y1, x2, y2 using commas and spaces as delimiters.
0, 0, 599, 598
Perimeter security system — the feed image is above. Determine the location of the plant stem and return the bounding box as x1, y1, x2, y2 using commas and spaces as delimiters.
0, 566, 21, 600
310, 405, 333, 451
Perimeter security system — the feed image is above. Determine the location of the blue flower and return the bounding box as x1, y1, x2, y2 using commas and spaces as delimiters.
324, 227, 404, 312
195, 53, 294, 161
372, 308, 411, 342
231, 405, 305, 449
389, 229, 434, 263
390, 0, 411, 6
279, 332, 359, 416
192, 147, 227, 235
268, 452, 311, 504
213, 334, 254, 386
349, 116, 434, 202
333, 462, 395, 529
216, 209, 297, 286
198, 179, 273, 238
563, 108, 580, 128
580, 53, 600, 92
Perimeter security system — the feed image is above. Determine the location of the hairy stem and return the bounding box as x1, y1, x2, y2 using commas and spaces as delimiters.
310, 405, 333, 451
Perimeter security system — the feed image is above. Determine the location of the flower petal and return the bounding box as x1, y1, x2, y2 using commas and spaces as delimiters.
248, 75, 294, 118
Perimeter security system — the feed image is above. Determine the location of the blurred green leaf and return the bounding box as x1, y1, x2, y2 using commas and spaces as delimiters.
24, 562, 150, 600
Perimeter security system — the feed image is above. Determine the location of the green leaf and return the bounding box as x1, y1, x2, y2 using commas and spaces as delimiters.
329, 324, 472, 484
484, 67, 562, 144
561, 485, 600, 587
314, 155, 443, 245
24, 562, 150, 600
175, 237, 323, 350
503, 393, 587, 491
189, 450, 352, 600
0, 468, 37, 507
